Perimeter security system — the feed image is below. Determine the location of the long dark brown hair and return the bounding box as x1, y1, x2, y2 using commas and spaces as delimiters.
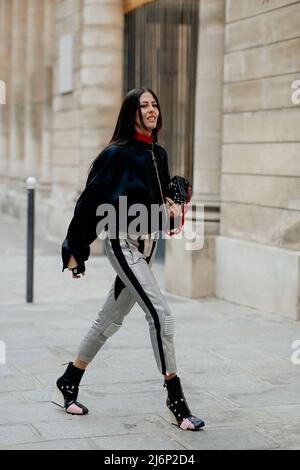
86, 87, 162, 185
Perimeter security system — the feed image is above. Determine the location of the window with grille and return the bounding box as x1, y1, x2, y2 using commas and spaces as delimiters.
124, 0, 199, 182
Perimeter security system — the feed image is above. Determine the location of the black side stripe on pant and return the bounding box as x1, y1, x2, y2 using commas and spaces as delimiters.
114, 240, 156, 301
146, 240, 156, 263
114, 275, 126, 301
110, 237, 167, 375
138, 238, 145, 255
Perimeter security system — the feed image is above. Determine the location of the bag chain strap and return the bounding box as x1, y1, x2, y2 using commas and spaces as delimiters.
149, 143, 168, 221
149, 143, 185, 236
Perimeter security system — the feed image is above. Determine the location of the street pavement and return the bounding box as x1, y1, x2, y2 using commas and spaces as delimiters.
0, 212, 300, 450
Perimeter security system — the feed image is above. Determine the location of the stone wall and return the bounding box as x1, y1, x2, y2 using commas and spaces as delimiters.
0, 0, 123, 237
0, 0, 55, 224
217, 0, 300, 319
221, 0, 300, 251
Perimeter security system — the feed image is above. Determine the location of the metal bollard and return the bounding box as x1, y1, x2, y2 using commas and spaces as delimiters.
26, 177, 37, 303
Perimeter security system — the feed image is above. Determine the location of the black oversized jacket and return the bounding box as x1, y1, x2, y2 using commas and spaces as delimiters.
61, 138, 171, 271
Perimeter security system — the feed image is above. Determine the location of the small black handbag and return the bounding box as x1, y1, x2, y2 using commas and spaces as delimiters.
165, 175, 192, 205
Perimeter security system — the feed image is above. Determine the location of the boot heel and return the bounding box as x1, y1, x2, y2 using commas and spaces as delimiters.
52, 387, 65, 408
169, 409, 178, 426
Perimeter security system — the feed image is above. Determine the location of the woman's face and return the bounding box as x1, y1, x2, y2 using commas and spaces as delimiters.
135, 91, 159, 135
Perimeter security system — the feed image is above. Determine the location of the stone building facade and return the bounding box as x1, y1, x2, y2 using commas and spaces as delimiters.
166, 0, 300, 320
0, 0, 299, 318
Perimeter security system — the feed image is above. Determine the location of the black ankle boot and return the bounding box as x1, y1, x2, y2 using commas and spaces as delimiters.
52, 362, 88, 415
164, 376, 205, 430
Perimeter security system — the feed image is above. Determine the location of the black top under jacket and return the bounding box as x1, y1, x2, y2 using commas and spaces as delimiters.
61, 138, 171, 272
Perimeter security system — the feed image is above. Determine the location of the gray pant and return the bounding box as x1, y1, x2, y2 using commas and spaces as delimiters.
77, 232, 177, 375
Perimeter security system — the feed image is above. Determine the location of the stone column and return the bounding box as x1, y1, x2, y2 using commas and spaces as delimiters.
165, 0, 225, 298
9, 0, 27, 175
0, 0, 12, 174
24, 0, 44, 176
79, 0, 123, 185
193, 0, 225, 212
49, 0, 124, 240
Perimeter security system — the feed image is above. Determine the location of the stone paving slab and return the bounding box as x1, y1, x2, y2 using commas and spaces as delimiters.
91, 433, 187, 450
190, 406, 282, 429
209, 385, 300, 409
257, 424, 300, 450
0, 438, 99, 451
0, 424, 42, 448
32, 414, 172, 441
168, 425, 280, 450
0, 375, 44, 393
257, 405, 300, 425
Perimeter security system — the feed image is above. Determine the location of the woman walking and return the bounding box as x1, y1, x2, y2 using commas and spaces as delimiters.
52, 87, 205, 431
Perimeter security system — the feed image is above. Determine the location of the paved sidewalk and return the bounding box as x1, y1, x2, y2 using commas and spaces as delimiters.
0, 213, 300, 450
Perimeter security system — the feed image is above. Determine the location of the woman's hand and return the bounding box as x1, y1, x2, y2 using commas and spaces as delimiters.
67, 254, 85, 279
165, 197, 181, 219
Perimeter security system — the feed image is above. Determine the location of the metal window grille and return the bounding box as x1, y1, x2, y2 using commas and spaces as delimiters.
124, 0, 199, 181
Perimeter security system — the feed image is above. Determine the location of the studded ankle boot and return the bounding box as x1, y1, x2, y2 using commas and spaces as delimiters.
165, 376, 205, 430
52, 362, 88, 415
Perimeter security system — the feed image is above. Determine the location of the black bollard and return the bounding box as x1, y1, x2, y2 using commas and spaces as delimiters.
26, 177, 37, 303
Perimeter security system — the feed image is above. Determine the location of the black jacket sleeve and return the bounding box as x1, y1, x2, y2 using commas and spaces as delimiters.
61, 182, 103, 272
61, 148, 124, 272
